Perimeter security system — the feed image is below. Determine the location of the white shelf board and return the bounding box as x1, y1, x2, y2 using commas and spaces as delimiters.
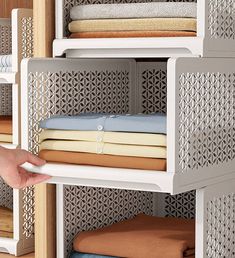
0, 143, 17, 149
0, 72, 18, 84
53, 37, 203, 58
23, 162, 174, 193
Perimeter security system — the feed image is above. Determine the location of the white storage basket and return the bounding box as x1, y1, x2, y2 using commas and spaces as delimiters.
0, 9, 35, 256
22, 57, 235, 194
54, 0, 235, 58
56, 185, 196, 258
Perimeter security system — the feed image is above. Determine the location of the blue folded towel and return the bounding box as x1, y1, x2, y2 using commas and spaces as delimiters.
70, 251, 117, 258
40, 113, 166, 134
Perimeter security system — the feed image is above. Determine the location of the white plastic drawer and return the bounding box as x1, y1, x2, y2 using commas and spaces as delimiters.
21, 57, 235, 194
54, 0, 235, 58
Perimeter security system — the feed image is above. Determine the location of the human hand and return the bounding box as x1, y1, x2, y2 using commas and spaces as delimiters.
0, 146, 50, 189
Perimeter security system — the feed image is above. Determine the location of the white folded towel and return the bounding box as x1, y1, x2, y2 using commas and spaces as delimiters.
70, 2, 197, 21
0, 55, 12, 67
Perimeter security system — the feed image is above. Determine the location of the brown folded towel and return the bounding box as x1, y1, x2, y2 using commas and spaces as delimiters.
70, 30, 197, 39
39, 150, 167, 171
0, 230, 13, 238
0, 207, 13, 233
73, 214, 195, 258
0, 116, 12, 134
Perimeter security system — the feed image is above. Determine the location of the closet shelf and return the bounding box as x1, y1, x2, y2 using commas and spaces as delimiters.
53, 37, 204, 58
0, 72, 18, 84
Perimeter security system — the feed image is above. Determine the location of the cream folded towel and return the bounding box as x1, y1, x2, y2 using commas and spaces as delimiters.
69, 18, 197, 33
70, 2, 197, 20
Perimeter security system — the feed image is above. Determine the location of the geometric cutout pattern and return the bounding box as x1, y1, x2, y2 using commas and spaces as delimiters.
28, 70, 130, 155
21, 17, 34, 58
63, 185, 153, 257
63, 0, 196, 36
206, 193, 235, 257
0, 84, 12, 116
140, 67, 167, 114
164, 191, 196, 219
178, 72, 235, 173
208, 0, 235, 39
0, 23, 11, 55
0, 177, 13, 210
22, 186, 35, 239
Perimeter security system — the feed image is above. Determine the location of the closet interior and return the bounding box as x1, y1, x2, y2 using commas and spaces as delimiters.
0, 2, 34, 256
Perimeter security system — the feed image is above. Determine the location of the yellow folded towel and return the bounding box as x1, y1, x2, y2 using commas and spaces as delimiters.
69, 18, 197, 33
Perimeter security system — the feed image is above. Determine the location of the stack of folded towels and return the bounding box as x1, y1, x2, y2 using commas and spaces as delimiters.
69, 2, 197, 39
38, 113, 167, 171
0, 116, 12, 144
0, 55, 12, 72
0, 206, 13, 238
70, 214, 195, 258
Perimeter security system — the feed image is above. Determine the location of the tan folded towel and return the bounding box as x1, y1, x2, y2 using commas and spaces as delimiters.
69, 18, 197, 33
0, 207, 13, 233
0, 134, 12, 143
73, 214, 195, 258
70, 30, 197, 39
39, 150, 167, 171
0, 116, 12, 134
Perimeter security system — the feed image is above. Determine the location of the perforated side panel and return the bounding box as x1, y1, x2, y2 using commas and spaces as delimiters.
22, 186, 35, 239
0, 84, 12, 116
137, 61, 167, 114
164, 191, 195, 219
206, 193, 235, 257
0, 24, 11, 55
62, 0, 197, 36
208, 0, 235, 40
21, 17, 34, 58
0, 178, 13, 210
178, 72, 235, 173
63, 186, 153, 256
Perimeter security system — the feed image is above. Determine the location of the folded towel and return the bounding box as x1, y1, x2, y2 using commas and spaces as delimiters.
40, 113, 166, 134
39, 140, 166, 159
73, 214, 195, 258
70, 251, 116, 258
70, 30, 197, 39
39, 130, 166, 147
0, 207, 13, 233
39, 150, 167, 171
0, 55, 12, 67
70, 2, 197, 20
0, 134, 12, 143
68, 18, 197, 33
0, 116, 12, 134
0, 67, 12, 72
0, 230, 13, 238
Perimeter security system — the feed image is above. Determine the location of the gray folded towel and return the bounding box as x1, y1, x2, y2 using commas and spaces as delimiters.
0, 55, 12, 67
70, 2, 197, 21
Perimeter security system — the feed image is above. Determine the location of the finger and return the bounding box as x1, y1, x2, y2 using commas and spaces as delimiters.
19, 151, 46, 166
24, 173, 51, 187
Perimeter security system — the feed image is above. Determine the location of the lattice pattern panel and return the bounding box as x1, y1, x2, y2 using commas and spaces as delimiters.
63, 185, 153, 256
0, 24, 11, 55
178, 72, 235, 173
28, 70, 130, 154
21, 17, 34, 58
62, 0, 197, 36
0, 177, 13, 210
0, 84, 12, 116
22, 186, 35, 239
138, 62, 167, 114
206, 193, 235, 257
208, 0, 235, 40
164, 191, 196, 219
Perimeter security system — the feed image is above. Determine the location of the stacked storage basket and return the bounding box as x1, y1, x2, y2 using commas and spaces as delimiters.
0, 9, 34, 256
21, 0, 235, 257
